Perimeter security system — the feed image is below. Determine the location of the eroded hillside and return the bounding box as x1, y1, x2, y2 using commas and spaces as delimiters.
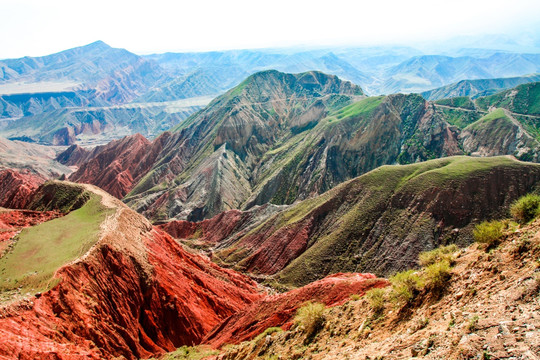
206, 215, 540, 360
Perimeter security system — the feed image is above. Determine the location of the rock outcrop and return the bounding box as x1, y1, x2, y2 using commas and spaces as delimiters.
0, 169, 45, 209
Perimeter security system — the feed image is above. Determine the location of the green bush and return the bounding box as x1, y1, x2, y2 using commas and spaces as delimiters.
253, 326, 283, 344
295, 302, 326, 338
160, 345, 218, 360
424, 260, 452, 293
510, 194, 540, 223
389, 270, 424, 304
365, 288, 386, 315
419, 244, 458, 267
473, 220, 504, 246
467, 315, 479, 333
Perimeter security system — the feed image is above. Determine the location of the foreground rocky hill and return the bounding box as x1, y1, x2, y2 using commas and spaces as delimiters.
0, 180, 263, 358
206, 214, 540, 360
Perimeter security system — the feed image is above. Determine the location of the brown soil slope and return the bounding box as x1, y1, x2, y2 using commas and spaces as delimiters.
211, 217, 540, 360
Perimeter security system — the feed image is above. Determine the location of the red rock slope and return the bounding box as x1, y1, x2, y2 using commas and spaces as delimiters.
0, 183, 263, 359
0, 169, 45, 209
63, 133, 171, 198
205, 273, 389, 348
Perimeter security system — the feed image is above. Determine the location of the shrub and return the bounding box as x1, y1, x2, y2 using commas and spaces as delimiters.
252, 327, 283, 344
467, 315, 479, 333
261, 327, 282, 336
424, 260, 452, 293
162, 345, 219, 360
295, 302, 326, 339
510, 194, 540, 223
365, 288, 386, 315
473, 220, 504, 247
389, 270, 424, 304
419, 244, 458, 267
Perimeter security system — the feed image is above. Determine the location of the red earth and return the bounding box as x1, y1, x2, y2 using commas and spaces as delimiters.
205, 273, 389, 348
0, 169, 45, 209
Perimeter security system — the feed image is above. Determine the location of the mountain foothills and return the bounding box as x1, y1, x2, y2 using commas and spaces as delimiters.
60, 72, 540, 223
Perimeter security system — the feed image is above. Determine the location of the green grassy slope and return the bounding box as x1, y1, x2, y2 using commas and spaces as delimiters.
213, 156, 540, 287
475, 82, 540, 116
0, 193, 112, 299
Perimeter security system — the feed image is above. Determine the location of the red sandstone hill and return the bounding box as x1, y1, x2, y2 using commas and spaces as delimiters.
0, 182, 263, 359
205, 273, 388, 348
0, 169, 45, 209
0, 181, 385, 359
61, 133, 171, 199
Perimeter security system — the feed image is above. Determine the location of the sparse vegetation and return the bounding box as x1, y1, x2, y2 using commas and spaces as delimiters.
467, 315, 479, 333
295, 302, 326, 339
424, 260, 452, 293
419, 244, 458, 266
473, 220, 505, 247
510, 193, 540, 223
389, 270, 423, 305
253, 326, 283, 343
365, 288, 386, 315
157, 345, 219, 360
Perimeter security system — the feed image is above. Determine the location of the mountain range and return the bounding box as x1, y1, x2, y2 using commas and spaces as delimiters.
2, 41, 540, 147
1, 40, 540, 360
57, 71, 540, 223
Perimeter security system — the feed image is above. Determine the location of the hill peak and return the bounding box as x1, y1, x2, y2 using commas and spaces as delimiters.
230, 69, 364, 99
81, 40, 112, 51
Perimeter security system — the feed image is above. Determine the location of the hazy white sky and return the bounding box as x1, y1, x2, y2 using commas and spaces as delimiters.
1, 0, 539, 58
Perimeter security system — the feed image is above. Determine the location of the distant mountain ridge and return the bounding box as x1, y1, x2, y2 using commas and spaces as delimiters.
0, 98, 207, 145
2, 41, 540, 146
422, 73, 540, 100
381, 53, 540, 94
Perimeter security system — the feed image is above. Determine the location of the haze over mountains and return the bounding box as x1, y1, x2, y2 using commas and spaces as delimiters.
2, 41, 540, 146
